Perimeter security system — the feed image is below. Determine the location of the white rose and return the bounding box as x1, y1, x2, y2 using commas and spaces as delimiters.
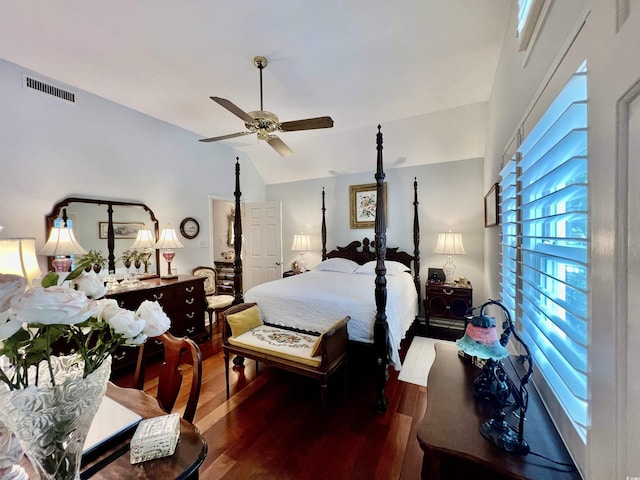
0, 311, 24, 341
124, 332, 148, 346
10, 286, 99, 326
105, 308, 145, 339
0, 274, 27, 312
72, 271, 107, 300
136, 300, 171, 337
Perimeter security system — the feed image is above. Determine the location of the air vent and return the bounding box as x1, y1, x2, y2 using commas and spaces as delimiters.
23, 74, 76, 104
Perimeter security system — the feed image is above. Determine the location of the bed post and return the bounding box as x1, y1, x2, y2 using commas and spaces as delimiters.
413, 177, 421, 309
321, 187, 327, 261
232, 157, 244, 306
373, 125, 389, 414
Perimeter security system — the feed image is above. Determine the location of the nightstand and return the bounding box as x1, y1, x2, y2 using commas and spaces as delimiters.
283, 270, 309, 278
424, 282, 472, 340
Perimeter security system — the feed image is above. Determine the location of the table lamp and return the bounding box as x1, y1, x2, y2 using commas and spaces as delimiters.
433, 232, 465, 284
154, 226, 183, 279
291, 233, 311, 274
0, 238, 42, 286
130, 227, 156, 273
456, 299, 533, 454
38, 227, 88, 272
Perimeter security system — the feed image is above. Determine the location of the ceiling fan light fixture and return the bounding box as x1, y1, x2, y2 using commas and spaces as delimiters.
200, 55, 334, 156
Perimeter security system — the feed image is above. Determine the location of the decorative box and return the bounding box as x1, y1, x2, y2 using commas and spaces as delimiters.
130, 413, 180, 464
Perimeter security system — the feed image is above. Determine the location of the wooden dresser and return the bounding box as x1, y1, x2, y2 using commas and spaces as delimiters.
214, 261, 236, 295
107, 275, 206, 374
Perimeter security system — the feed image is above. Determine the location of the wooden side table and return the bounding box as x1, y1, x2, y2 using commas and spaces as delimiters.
424, 282, 472, 340
416, 343, 580, 479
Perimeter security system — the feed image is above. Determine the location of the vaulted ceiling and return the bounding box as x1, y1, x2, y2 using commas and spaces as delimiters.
0, 1, 512, 184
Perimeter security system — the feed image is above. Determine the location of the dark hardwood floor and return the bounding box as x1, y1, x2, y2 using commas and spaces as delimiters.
114, 325, 427, 480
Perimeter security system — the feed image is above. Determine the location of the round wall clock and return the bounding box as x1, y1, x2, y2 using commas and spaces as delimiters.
179, 217, 200, 239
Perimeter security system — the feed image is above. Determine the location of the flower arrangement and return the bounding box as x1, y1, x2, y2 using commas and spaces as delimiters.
0, 264, 171, 389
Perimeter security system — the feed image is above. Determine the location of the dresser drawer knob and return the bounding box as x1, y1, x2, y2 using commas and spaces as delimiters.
186, 326, 195, 334
444, 289, 454, 295
187, 312, 195, 319
186, 286, 194, 293
153, 292, 164, 300
186, 298, 194, 305
114, 351, 127, 361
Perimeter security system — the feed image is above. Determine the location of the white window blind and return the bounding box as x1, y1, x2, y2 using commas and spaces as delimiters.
500, 61, 588, 441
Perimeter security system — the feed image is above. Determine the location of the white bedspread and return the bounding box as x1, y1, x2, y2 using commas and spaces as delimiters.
244, 270, 418, 369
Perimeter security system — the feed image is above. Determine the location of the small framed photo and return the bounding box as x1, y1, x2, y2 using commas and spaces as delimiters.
349, 182, 387, 229
484, 183, 499, 227
100, 222, 145, 239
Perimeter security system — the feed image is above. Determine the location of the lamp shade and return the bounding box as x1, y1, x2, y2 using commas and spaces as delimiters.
154, 228, 184, 250
0, 238, 42, 286
456, 313, 509, 361
130, 229, 156, 249
433, 232, 466, 255
38, 227, 88, 257
291, 233, 311, 252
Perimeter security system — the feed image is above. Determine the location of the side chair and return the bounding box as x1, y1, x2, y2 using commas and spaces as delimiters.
191, 265, 234, 335
134, 332, 202, 423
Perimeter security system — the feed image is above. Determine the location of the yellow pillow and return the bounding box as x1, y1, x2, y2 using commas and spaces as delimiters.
311, 334, 323, 357
227, 305, 263, 337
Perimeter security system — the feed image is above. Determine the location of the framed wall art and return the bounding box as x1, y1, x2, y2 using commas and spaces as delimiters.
99, 222, 145, 239
484, 183, 499, 227
349, 182, 387, 229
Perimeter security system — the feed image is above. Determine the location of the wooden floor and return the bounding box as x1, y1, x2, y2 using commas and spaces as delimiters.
114, 326, 427, 480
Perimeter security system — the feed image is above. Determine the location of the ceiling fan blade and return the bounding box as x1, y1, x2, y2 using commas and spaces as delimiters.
199, 131, 254, 143
267, 135, 294, 156
279, 116, 334, 132
210, 97, 255, 124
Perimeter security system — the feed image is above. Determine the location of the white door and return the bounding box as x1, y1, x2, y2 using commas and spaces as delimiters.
242, 201, 282, 291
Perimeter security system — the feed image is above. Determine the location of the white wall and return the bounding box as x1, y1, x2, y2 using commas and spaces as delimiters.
0, 58, 266, 276
267, 157, 485, 300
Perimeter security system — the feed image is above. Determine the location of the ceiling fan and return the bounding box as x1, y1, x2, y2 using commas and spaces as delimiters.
199, 56, 334, 156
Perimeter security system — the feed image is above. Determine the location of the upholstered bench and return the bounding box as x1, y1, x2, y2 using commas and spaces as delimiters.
222, 302, 349, 408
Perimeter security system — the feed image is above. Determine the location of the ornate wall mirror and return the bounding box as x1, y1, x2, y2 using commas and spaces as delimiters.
45, 197, 160, 277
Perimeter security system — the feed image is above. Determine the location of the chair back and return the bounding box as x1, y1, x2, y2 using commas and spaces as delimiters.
135, 332, 203, 423
192, 266, 217, 296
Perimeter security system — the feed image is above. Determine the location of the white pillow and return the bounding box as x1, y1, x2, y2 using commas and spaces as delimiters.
354, 260, 410, 276
313, 258, 359, 273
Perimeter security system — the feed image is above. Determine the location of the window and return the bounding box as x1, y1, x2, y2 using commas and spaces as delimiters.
517, 0, 547, 52
500, 62, 588, 442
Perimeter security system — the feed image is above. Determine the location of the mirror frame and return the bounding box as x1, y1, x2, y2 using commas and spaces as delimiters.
45, 197, 160, 276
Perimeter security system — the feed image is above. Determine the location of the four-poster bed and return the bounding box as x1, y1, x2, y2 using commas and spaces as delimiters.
230, 126, 421, 412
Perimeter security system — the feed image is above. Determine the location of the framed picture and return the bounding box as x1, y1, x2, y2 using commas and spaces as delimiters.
484, 183, 499, 227
99, 222, 145, 239
349, 182, 387, 229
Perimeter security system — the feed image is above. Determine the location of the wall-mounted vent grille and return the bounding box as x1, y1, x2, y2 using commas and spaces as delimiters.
23, 75, 76, 104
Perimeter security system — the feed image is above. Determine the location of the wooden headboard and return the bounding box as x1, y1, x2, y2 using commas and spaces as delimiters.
326, 238, 414, 268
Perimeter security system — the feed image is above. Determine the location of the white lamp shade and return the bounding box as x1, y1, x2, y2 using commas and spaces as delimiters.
154, 228, 184, 250
291, 233, 311, 252
433, 232, 466, 255
130, 229, 156, 249
38, 227, 88, 256
0, 238, 42, 285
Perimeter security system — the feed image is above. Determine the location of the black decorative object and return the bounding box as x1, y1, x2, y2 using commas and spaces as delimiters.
457, 299, 533, 454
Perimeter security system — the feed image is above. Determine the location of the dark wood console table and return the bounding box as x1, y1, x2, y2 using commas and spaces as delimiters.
416, 343, 580, 480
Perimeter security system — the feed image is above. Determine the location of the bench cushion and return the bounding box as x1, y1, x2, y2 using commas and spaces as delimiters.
227, 304, 263, 337
228, 325, 321, 368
